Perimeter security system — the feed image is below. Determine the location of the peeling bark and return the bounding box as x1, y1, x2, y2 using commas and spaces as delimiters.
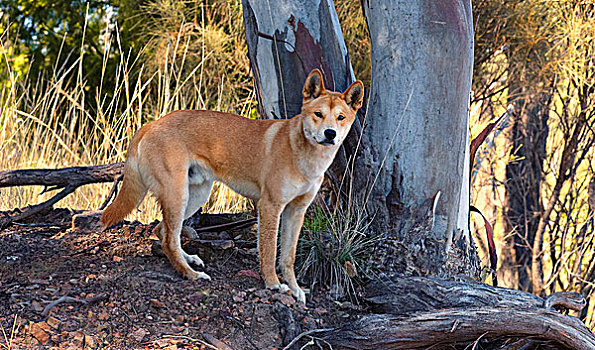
242, 0, 354, 120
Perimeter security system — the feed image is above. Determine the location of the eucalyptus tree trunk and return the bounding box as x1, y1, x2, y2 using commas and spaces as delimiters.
359, 0, 478, 278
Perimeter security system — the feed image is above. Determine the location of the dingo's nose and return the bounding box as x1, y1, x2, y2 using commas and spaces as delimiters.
324, 129, 336, 140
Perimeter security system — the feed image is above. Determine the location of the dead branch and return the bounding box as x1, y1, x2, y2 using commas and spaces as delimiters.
99, 174, 123, 210
0, 186, 76, 230
41, 294, 108, 316
0, 163, 123, 188
282, 328, 335, 350
202, 333, 235, 350
323, 307, 595, 350
0, 163, 123, 230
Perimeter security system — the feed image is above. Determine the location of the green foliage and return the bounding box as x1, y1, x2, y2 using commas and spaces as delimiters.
0, 0, 148, 114
298, 204, 378, 301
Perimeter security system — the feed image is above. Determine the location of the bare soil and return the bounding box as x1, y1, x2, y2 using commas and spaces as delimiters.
0, 209, 353, 349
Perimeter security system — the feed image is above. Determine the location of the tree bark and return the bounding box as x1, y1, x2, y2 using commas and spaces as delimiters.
241, 0, 366, 195
242, 0, 355, 120
359, 0, 478, 278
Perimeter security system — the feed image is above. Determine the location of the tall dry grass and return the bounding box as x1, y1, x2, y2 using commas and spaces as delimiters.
0, 5, 254, 222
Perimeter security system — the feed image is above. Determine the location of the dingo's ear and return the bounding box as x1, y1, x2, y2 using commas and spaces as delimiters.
303, 69, 325, 102
343, 81, 364, 111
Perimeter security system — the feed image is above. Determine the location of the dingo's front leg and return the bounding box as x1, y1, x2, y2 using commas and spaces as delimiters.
280, 204, 307, 303
280, 192, 317, 304
257, 197, 289, 293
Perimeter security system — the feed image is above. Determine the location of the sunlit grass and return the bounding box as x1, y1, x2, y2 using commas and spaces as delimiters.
0, 14, 253, 222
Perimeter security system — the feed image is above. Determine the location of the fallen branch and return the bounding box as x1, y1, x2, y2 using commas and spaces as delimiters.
322, 276, 595, 349
0, 186, 76, 230
0, 163, 123, 188
41, 294, 108, 316
0, 163, 123, 230
323, 306, 595, 349
283, 328, 334, 350
202, 333, 235, 350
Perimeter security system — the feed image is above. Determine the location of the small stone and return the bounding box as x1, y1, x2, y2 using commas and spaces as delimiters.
175, 315, 185, 323
71, 211, 102, 232
154, 338, 171, 347
73, 330, 85, 343
29, 322, 50, 344
237, 270, 259, 279
254, 289, 270, 299
233, 291, 247, 303
132, 328, 149, 342
47, 316, 60, 329
272, 293, 296, 307
188, 293, 203, 305
149, 299, 165, 308
212, 240, 234, 250
31, 300, 43, 312
314, 307, 328, 314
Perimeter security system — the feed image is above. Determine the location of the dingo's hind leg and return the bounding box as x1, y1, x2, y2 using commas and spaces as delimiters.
159, 178, 210, 281
180, 181, 213, 268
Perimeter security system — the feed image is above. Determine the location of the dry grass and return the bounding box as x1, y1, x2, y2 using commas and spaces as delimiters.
0, 8, 253, 222
0, 314, 20, 350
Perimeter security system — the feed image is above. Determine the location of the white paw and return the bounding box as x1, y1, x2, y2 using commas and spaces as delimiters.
195, 271, 211, 280
291, 287, 306, 304
185, 269, 211, 281
268, 283, 291, 294
184, 253, 205, 267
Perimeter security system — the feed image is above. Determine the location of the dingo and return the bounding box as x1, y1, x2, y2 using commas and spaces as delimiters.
101, 69, 364, 303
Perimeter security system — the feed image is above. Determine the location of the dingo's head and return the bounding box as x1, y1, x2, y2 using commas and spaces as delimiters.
300, 69, 364, 147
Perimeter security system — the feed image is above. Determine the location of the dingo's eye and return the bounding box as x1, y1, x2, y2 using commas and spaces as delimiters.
338, 114, 345, 121
314, 111, 323, 118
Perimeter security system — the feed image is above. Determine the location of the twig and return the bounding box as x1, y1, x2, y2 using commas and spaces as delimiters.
194, 218, 257, 233
100, 174, 123, 210
11, 222, 66, 228
138, 271, 178, 283
161, 335, 217, 349
41, 293, 108, 316
282, 328, 334, 350
202, 333, 234, 350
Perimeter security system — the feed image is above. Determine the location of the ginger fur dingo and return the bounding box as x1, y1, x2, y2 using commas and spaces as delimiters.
101, 69, 364, 303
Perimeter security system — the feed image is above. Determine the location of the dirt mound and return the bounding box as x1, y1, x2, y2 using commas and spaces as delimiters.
0, 209, 351, 349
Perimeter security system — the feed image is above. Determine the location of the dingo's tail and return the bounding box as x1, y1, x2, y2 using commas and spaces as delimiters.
101, 134, 147, 228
